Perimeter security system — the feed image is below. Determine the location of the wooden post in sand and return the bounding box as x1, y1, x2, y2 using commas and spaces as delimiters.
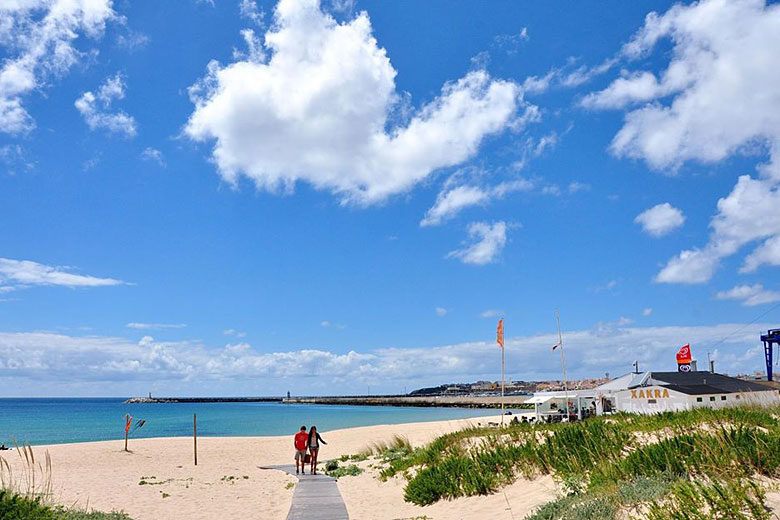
193, 413, 198, 466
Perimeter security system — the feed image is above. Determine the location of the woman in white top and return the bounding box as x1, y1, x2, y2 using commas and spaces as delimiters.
307, 425, 327, 474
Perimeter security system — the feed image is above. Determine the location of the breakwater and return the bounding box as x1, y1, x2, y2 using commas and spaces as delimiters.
125, 395, 529, 408
124, 396, 283, 404
282, 395, 529, 408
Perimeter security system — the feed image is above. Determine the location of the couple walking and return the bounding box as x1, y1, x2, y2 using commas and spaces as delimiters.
293, 425, 327, 475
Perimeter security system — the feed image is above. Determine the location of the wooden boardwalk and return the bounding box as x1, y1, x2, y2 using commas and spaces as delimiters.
262, 464, 349, 520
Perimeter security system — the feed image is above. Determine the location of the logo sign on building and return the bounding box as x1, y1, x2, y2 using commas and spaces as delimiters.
676, 343, 692, 373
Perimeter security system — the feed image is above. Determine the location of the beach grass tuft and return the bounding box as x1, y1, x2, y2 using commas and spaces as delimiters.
323, 460, 363, 478
0, 489, 132, 520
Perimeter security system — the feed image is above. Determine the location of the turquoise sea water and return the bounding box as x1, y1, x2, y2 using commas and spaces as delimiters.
0, 399, 499, 446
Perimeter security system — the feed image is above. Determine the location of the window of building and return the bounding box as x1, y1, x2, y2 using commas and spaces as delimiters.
696, 397, 703, 402
736, 395, 741, 400
721, 396, 727, 401
648, 399, 657, 404
710, 396, 716, 402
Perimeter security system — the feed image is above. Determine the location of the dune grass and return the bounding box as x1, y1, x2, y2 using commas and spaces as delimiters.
0, 489, 132, 520
1, 444, 132, 520
377, 404, 780, 519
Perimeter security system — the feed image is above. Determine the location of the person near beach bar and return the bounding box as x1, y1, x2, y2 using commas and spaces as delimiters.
293, 425, 308, 474
307, 425, 327, 474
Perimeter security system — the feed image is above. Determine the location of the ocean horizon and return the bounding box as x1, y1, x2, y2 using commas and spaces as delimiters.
0, 398, 502, 446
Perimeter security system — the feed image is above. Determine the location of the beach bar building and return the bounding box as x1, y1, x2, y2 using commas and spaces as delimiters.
529, 371, 780, 419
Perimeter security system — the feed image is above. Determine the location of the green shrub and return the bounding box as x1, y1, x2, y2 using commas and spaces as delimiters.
326, 464, 363, 478
0, 490, 131, 520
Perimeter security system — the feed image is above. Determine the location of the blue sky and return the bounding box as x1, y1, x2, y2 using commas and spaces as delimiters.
2, 0, 780, 396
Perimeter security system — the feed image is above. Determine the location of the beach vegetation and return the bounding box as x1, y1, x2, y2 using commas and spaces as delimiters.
375, 405, 780, 519
362, 434, 412, 458
0, 443, 53, 501
323, 460, 363, 478
0, 490, 132, 520
339, 453, 368, 462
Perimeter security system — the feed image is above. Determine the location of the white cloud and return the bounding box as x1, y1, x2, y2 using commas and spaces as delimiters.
742, 235, 780, 273
0, 258, 124, 291
435, 307, 447, 317
635, 202, 685, 237
0, 0, 116, 135
479, 309, 504, 318
593, 279, 618, 293
329, 0, 356, 15
560, 58, 618, 88
655, 249, 720, 284
185, 0, 528, 205
126, 323, 187, 330
239, 0, 265, 24
585, 0, 780, 172
585, 0, 780, 283
492, 29, 529, 55
82, 154, 101, 172
420, 179, 532, 227
656, 176, 780, 283
642, 308, 653, 317
447, 221, 508, 265
116, 30, 149, 51
321, 320, 346, 329
75, 73, 137, 137
568, 182, 590, 194
0, 322, 771, 394
141, 147, 165, 167
224, 328, 248, 338
0, 144, 34, 175
233, 28, 266, 63
715, 284, 780, 307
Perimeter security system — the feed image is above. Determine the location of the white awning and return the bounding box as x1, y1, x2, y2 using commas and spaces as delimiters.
526, 395, 555, 404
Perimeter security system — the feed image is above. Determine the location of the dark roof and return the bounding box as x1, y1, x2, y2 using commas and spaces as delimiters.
646, 371, 773, 396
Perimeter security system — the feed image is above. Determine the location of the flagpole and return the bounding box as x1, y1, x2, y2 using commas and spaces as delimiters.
556, 309, 569, 420
501, 318, 505, 426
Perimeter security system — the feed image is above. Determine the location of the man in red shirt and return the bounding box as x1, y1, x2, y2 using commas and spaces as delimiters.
294, 426, 308, 474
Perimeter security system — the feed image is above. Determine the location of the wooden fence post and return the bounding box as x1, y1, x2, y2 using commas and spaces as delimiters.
194, 413, 198, 466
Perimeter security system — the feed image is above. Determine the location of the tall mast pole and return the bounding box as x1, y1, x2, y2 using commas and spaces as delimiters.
501, 318, 505, 426
556, 309, 569, 419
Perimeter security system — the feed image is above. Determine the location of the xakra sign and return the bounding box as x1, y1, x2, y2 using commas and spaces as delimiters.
630, 388, 670, 399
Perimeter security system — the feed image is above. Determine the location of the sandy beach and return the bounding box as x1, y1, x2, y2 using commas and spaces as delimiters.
1, 414, 555, 520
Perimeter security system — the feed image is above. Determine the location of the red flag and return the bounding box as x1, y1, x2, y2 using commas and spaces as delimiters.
496, 319, 504, 349
676, 344, 692, 364
125, 415, 133, 433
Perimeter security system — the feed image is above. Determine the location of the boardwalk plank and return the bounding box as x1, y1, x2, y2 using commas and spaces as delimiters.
261, 464, 349, 520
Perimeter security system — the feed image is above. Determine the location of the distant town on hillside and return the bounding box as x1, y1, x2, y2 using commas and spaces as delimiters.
410, 371, 770, 397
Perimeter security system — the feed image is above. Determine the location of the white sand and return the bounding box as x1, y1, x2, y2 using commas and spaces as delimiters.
1, 414, 555, 520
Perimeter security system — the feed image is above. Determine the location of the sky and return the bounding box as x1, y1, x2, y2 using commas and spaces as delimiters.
2, 0, 780, 397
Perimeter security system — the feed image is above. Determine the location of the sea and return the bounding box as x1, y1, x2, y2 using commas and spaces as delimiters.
0, 398, 500, 446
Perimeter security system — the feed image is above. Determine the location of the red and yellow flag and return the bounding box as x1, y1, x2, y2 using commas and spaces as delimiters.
497, 319, 504, 349
676, 343, 692, 364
